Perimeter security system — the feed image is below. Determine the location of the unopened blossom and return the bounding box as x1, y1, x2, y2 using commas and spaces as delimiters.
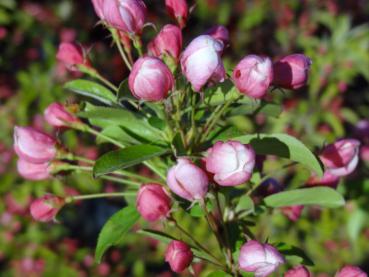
284, 265, 311, 277
128, 57, 174, 101
204, 25, 229, 48
102, 0, 146, 34
281, 205, 304, 222
56, 42, 90, 71
205, 140, 255, 186
335, 265, 367, 277
44, 102, 80, 128
148, 24, 182, 63
136, 184, 171, 221
319, 139, 360, 177
13, 126, 57, 164
165, 240, 193, 273
232, 55, 273, 98
165, 0, 188, 29
273, 54, 312, 90
17, 159, 51, 181
239, 240, 285, 277
30, 195, 64, 222
181, 35, 225, 92
167, 158, 209, 201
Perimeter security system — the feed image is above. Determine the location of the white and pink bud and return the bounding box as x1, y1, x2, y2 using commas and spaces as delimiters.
136, 183, 171, 222
91, 0, 104, 20
204, 25, 230, 49
319, 139, 360, 177
205, 140, 255, 186
56, 42, 90, 71
232, 55, 273, 99
165, 0, 188, 29
128, 57, 174, 101
44, 102, 80, 128
284, 265, 311, 277
165, 240, 193, 273
335, 265, 367, 277
239, 240, 285, 277
148, 24, 183, 63
13, 126, 57, 164
181, 35, 225, 92
30, 195, 64, 222
102, 0, 146, 34
273, 54, 312, 90
167, 158, 209, 201
17, 159, 51, 181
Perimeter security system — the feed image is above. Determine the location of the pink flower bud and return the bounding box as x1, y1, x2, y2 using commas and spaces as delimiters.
128, 57, 174, 101
319, 139, 360, 177
284, 265, 311, 277
44, 102, 80, 128
204, 25, 229, 48
232, 55, 273, 99
165, 0, 188, 29
167, 158, 209, 201
148, 24, 183, 62
13, 126, 57, 164
306, 171, 340, 189
281, 205, 304, 222
181, 35, 225, 92
205, 141, 255, 186
30, 195, 64, 222
239, 240, 285, 277
335, 265, 367, 277
273, 54, 312, 90
91, 0, 104, 19
136, 183, 171, 221
360, 145, 369, 163
17, 159, 51, 181
165, 240, 193, 273
56, 42, 89, 71
102, 0, 146, 34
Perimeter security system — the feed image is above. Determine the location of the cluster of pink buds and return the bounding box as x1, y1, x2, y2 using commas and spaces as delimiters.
233, 53, 312, 99
13, 103, 81, 180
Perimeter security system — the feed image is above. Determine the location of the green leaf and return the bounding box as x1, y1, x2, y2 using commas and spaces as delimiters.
347, 209, 366, 243
137, 229, 176, 244
93, 144, 169, 177
65, 79, 116, 105
275, 242, 314, 266
264, 187, 345, 208
79, 104, 164, 143
231, 133, 324, 177
95, 206, 140, 263
229, 101, 282, 118
206, 271, 232, 277
189, 202, 214, 218
235, 195, 255, 216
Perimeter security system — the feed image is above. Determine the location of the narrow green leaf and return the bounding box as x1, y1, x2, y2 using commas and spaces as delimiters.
95, 206, 140, 263
264, 187, 345, 208
65, 79, 116, 105
231, 133, 324, 177
79, 104, 164, 143
93, 144, 169, 177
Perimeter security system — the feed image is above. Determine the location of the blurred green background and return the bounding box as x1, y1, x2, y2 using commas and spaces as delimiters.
1, 0, 369, 276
